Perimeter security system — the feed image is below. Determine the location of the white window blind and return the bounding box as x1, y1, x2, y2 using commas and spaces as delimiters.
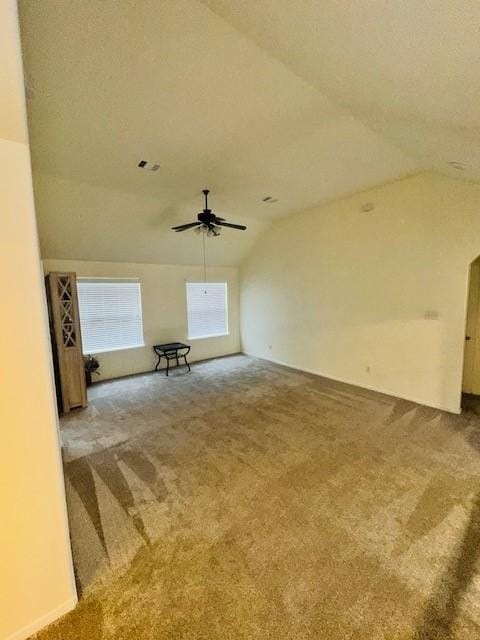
77, 279, 144, 354
186, 282, 228, 339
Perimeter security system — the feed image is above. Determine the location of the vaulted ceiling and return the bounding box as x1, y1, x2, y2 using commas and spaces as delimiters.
18, 1, 479, 266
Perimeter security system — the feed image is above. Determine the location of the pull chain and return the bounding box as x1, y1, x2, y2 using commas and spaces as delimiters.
202, 231, 207, 292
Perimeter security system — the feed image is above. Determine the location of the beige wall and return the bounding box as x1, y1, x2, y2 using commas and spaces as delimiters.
31, 172, 269, 269
0, 3, 76, 639
43, 259, 240, 381
241, 172, 480, 414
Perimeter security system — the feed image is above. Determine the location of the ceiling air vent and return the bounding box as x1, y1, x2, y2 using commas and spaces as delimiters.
447, 161, 467, 171
138, 160, 160, 172
262, 196, 278, 203
361, 202, 374, 213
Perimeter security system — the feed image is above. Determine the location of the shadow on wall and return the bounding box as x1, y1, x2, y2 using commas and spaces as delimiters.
413, 490, 480, 639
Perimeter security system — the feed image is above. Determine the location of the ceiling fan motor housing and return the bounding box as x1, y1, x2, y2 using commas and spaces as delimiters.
198, 210, 216, 225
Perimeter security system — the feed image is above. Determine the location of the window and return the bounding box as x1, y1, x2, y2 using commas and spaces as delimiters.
77, 279, 144, 353
186, 282, 228, 339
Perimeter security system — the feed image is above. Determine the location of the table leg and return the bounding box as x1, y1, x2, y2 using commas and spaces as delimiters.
166, 357, 170, 376
155, 353, 162, 371
184, 354, 191, 372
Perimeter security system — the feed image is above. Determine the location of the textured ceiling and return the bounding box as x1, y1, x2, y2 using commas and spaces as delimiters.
19, 0, 477, 266
203, 0, 480, 181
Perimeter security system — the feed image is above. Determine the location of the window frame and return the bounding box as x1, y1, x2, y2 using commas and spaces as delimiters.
185, 281, 229, 341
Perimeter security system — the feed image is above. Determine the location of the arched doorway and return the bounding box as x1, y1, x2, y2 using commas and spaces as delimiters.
462, 256, 480, 401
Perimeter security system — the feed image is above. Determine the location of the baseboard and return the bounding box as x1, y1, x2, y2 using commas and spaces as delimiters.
5, 596, 77, 640
244, 352, 462, 415
92, 351, 243, 384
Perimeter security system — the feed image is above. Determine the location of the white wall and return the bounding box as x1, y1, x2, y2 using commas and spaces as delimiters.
43, 259, 240, 381
32, 172, 269, 268
241, 172, 480, 413
0, 3, 76, 639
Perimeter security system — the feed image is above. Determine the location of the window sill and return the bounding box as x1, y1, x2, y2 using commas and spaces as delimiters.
188, 333, 229, 341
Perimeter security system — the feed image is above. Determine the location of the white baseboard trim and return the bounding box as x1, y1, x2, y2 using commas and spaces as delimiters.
244, 352, 462, 415
5, 596, 77, 640
94, 350, 243, 384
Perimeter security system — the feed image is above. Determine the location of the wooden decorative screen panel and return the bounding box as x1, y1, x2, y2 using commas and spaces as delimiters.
46, 272, 87, 413
57, 275, 78, 347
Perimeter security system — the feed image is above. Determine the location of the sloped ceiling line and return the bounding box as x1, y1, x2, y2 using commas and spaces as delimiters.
20, 0, 479, 266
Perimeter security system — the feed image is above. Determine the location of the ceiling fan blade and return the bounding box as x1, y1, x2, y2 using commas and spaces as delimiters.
171, 222, 201, 231
214, 217, 225, 222
216, 221, 247, 230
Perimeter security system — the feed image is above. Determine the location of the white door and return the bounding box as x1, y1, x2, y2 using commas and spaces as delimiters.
463, 260, 480, 394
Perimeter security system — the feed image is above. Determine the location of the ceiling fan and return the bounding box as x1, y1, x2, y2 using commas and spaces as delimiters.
172, 190, 247, 236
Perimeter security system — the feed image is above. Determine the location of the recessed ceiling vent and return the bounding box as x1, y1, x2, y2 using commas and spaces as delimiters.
448, 161, 467, 171
138, 160, 160, 172
361, 202, 374, 213
262, 196, 278, 203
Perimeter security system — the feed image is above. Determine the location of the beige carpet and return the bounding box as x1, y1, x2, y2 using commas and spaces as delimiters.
33, 355, 480, 639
